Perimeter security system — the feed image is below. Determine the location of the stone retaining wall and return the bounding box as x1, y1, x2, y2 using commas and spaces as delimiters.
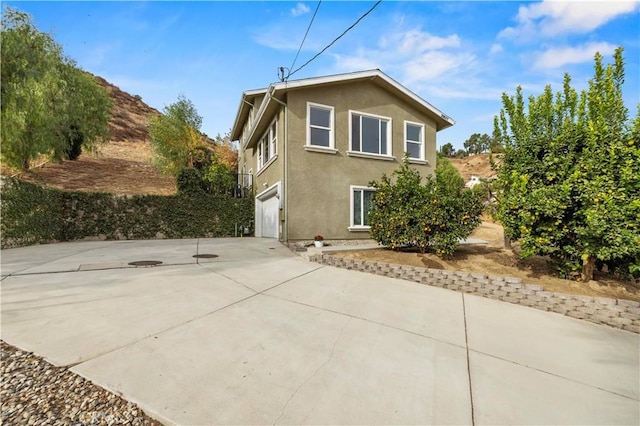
309, 254, 640, 334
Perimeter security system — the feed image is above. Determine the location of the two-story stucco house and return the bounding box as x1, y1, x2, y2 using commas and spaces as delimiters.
230, 69, 454, 242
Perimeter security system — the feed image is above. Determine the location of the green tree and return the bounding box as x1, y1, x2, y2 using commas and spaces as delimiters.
203, 157, 236, 196
494, 47, 639, 281
148, 94, 205, 176
435, 156, 464, 193
51, 64, 112, 161
369, 157, 483, 255
1, 7, 111, 169
454, 149, 468, 158
463, 133, 491, 155
439, 142, 455, 158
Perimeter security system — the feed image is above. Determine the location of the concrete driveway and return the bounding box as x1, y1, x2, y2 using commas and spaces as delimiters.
1, 238, 638, 425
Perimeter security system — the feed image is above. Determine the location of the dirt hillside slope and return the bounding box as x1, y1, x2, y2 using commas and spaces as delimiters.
9, 75, 175, 195
449, 154, 498, 182
7, 73, 494, 195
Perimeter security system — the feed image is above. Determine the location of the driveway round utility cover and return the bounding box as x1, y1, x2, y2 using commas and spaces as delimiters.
128, 260, 163, 267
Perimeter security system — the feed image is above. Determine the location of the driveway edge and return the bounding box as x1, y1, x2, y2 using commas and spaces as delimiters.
310, 253, 640, 334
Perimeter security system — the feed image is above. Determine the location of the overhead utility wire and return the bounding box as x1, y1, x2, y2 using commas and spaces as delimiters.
287, 1, 322, 80
287, 0, 382, 79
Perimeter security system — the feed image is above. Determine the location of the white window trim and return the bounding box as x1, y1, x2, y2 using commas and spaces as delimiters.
257, 118, 277, 171
304, 145, 338, 154
306, 102, 335, 151
256, 155, 278, 177
349, 185, 376, 231
346, 151, 394, 161
348, 109, 392, 159
247, 168, 253, 188
404, 120, 425, 161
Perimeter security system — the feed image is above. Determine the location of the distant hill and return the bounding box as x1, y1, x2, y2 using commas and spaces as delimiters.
94, 75, 161, 144
448, 154, 499, 183
6, 74, 492, 194
6, 75, 176, 195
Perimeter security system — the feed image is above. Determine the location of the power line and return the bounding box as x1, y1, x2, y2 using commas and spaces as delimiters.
287, 0, 382, 80
288, 1, 322, 80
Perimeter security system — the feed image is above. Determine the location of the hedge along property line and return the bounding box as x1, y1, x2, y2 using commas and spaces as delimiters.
0, 177, 254, 248
309, 253, 640, 334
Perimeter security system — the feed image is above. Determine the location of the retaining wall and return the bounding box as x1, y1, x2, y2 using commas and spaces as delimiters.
309, 253, 640, 334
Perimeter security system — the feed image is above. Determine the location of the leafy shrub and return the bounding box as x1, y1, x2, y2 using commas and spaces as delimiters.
176, 167, 207, 195
494, 48, 640, 280
368, 157, 483, 256
203, 158, 236, 196
1, 177, 254, 248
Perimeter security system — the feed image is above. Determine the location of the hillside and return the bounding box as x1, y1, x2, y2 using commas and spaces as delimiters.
448, 154, 498, 183
6, 75, 492, 195
9, 76, 176, 195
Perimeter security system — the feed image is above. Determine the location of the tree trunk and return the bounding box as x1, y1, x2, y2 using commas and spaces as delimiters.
581, 255, 595, 282
503, 236, 511, 249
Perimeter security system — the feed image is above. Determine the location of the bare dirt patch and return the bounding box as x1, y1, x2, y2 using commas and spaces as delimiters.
332, 220, 640, 302
16, 143, 176, 196
448, 153, 499, 182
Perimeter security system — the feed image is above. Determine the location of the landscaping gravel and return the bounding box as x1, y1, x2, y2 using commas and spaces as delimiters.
1, 340, 162, 425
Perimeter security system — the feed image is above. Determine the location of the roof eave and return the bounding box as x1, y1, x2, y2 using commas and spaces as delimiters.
230, 88, 268, 141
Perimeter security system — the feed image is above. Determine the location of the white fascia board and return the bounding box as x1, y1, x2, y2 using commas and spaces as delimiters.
237, 68, 454, 146
374, 72, 455, 129
274, 69, 381, 91
231, 88, 269, 142
279, 69, 454, 130
243, 85, 276, 150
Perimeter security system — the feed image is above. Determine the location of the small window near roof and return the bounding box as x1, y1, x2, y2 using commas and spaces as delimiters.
258, 119, 277, 170
405, 121, 424, 160
307, 103, 334, 149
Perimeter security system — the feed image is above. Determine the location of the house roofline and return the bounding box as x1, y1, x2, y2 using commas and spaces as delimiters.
231, 69, 455, 145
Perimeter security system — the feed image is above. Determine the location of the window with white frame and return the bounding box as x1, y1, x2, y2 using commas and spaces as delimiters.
405, 121, 425, 160
258, 120, 277, 170
350, 111, 391, 156
307, 103, 334, 148
351, 186, 376, 228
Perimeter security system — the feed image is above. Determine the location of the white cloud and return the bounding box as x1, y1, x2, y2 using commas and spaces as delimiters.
532, 42, 617, 69
332, 52, 379, 72
403, 51, 476, 85
427, 82, 506, 101
253, 32, 299, 50
325, 22, 527, 103
500, 0, 639, 40
489, 43, 503, 55
381, 29, 460, 53
331, 26, 474, 90
80, 43, 117, 68
291, 2, 310, 17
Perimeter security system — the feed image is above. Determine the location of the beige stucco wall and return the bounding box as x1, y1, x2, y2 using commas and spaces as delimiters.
237, 80, 442, 241
283, 81, 438, 241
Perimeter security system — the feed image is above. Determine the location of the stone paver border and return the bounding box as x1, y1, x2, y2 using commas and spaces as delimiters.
310, 253, 640, 334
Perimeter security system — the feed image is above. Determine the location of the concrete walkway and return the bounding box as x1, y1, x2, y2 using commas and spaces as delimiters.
1, 238, 638, 425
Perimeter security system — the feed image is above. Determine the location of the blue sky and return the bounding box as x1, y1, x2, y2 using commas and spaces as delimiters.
6, 1, 640, 150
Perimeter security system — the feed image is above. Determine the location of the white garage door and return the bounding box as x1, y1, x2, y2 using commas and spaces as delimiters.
260, 195, 279, 238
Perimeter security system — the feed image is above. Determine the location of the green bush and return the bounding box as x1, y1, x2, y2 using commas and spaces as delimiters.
368, 158, 483, 256
493, 48, 640, 280
1, 177, 254, 248
176, 167, 207, 195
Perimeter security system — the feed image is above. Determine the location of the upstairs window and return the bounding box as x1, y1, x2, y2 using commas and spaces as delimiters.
307, 103, 334, 149
350, 112, 392, 156
258, 119, 277, 170
405, 121, 425, 160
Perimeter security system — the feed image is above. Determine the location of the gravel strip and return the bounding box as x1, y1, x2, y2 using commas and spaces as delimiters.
1, 340, 162, 425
